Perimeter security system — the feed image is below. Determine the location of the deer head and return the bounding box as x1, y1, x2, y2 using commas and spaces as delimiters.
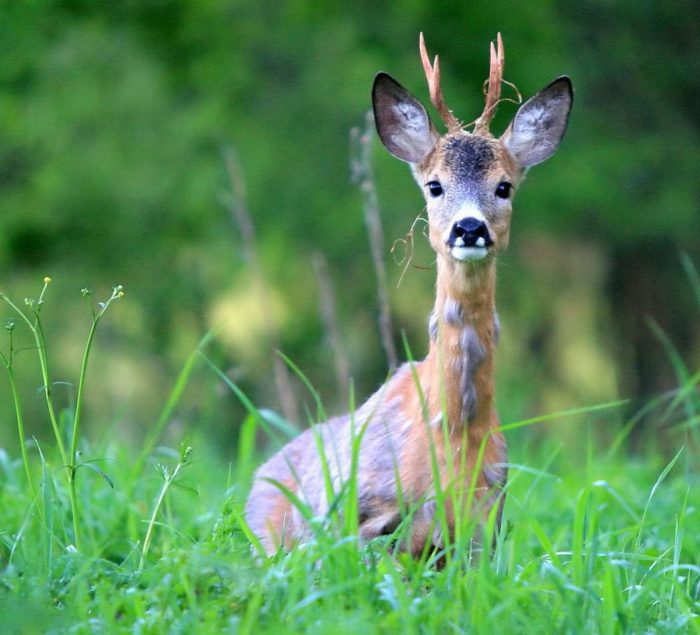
372, 34, 572, 273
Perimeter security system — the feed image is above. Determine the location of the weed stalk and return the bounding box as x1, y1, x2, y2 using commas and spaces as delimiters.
1, 321, 38, 500
140, 444, 193, 568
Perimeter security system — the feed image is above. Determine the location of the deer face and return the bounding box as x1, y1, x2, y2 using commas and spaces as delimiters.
415, 130, 520, 262
372, 41, 572, 269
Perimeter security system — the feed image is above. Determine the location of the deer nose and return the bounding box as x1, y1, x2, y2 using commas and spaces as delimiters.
449, 217, 493, 248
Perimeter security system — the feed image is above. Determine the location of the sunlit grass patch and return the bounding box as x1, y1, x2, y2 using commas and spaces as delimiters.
0, 278, 698, 633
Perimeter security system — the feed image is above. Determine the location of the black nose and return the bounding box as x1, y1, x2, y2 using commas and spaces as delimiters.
449, 217, 493, 248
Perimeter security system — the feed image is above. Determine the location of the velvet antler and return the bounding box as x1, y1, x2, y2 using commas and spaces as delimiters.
474, 33, 504, 135
419, 32, 461, 132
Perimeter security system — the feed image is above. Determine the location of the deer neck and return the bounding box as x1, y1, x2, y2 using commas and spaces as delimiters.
424, 257, 499, 431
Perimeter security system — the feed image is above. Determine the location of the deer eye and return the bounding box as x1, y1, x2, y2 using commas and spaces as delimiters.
495, 182, 512, 199
427, 181, 443, 197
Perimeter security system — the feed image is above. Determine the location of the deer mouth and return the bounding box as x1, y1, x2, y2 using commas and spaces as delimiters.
450, 244, 490, 261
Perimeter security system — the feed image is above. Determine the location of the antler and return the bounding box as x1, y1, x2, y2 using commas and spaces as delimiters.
419, 32, 461, 132
474, 33, 504, 135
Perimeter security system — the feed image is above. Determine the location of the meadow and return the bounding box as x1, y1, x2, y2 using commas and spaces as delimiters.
0, 276, 698, 634
1, 2, 699, 632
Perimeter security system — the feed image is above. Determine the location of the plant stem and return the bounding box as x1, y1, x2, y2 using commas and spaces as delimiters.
5, 362, 38, 500
65, 306, 107, 553
0, 293, 68, 466
34, 319, 69, 466
139, 447, 192, 569
1, 282, 124, 553
70, 316, 101, 474
68, 476, 82, 552
67, 286, 124, 551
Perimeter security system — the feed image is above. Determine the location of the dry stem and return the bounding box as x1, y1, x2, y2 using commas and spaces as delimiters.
350, 111, 398, 370
312, 251, 351, 396
222, 146, 300, 427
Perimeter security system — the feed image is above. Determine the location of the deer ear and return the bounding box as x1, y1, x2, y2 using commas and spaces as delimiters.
372, 72, 439, 164
501, 76, 573, 168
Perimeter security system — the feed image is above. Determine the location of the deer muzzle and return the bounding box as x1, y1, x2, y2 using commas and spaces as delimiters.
447, 217, 493, 261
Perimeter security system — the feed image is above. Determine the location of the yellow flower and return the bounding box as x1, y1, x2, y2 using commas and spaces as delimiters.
43, 276, 52, 284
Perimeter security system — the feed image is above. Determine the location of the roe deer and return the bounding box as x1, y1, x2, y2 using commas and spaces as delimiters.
245, 34, 572, 556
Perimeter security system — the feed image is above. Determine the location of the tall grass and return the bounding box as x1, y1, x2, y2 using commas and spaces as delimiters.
0, 278, 699, 633
1, 280, 125, 553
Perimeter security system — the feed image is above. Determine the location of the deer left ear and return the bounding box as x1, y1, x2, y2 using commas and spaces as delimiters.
372, 72, 439, 165
501, 76, 573, 168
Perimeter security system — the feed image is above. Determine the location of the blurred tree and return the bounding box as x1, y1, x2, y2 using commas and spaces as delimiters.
556, 0, 700, 409
0, 0, 697, 451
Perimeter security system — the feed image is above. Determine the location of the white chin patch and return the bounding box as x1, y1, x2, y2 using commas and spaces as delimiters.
451, 246, 489, 262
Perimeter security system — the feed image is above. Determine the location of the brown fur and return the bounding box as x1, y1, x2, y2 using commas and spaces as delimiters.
246, 247, 508, 555
245, 36, 572, 557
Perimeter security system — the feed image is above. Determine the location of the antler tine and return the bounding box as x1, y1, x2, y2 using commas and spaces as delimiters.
419, 32, 460, 131
475, 32, 505, 135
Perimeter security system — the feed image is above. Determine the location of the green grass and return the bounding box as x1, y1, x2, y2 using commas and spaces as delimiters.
1, 280, 699, 633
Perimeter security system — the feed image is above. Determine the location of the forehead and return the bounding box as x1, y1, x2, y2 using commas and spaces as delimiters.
425, 133, 500, 182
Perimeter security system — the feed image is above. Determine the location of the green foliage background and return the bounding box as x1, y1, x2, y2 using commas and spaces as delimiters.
0, 0, 698, 453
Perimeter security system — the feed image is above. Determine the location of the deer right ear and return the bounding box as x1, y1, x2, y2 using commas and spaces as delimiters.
501, 76, 573, 168
372, 73, 439, 165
